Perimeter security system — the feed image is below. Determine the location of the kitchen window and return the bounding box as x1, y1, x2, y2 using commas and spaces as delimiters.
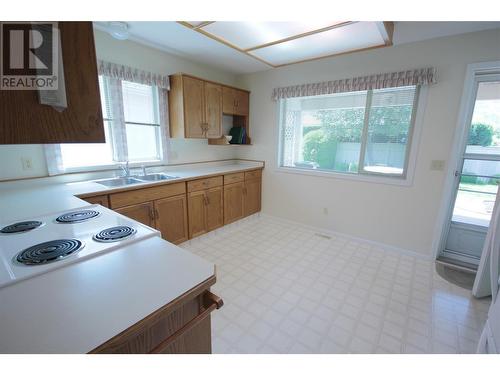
278, 85, 420, 179
45, 61, 170, 175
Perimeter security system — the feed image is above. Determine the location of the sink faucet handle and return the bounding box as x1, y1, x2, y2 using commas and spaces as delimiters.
141, 165, 147, 176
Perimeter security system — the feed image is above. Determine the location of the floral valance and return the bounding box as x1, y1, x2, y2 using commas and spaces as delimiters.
272, 67, 436, 101
97, 60, 170, 90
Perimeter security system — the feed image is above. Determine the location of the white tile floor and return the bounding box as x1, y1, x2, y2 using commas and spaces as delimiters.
180, 214, 490, 354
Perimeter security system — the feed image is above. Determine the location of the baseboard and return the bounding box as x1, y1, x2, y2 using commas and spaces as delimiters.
258, 213, 433, 261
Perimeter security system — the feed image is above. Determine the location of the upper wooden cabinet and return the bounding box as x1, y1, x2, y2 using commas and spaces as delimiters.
0, 22, 105, 144
222, 87, 249, 116
169, 74, 222, 139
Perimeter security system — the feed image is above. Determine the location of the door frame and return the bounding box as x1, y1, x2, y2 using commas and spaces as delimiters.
432, 61, 500, 260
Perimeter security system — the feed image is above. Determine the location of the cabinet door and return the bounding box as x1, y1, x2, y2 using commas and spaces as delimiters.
222, 86, 235, 115
0, 22, 104, 144
206, 187, 223, 232
234, 90, 249, 116
115, 202, 155, 228
204, 82, 222, 138
224, 182, 244, 225
83, 194, 109, 208
244, 178, 261, 217
183, 76, 205, 138
154, 195, 189, 244
188, 190, 207, 238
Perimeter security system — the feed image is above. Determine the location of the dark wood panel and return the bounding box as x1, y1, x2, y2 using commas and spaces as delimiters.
0, 22, 104, 144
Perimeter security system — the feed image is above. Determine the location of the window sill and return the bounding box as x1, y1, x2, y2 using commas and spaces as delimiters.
275, 166, 414, 187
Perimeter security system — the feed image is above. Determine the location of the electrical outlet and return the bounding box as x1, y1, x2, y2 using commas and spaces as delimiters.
430, 160, 445, 171
21, 157, 33, 171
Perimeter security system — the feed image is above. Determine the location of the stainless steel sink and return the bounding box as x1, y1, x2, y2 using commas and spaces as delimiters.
136, 173, 178, 182
95, 177, 143, 187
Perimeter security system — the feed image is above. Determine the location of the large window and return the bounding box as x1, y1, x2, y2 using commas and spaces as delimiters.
279, 86, 419, 178
55, 76, 165, 172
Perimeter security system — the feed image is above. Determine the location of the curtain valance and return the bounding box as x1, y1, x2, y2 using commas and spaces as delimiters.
272, 67, 436, 101
97, 60, 170, 90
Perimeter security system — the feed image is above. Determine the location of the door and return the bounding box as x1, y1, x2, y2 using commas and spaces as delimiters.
183, 76, 205, 138
222, 86, 235, 114
234, 89, 249, 116
115, 202, 155, 228
224, 182, 244, 224
204, 82, 222, 138
440, 75, 500, 266
188, 190, 208, 238
154, 195, 189, 244
206, 187, 223, 231
244, 178, 261, 217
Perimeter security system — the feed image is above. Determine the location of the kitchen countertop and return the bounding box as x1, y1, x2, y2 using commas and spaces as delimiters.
0, 159, 264, 353
0, 236, 214, 353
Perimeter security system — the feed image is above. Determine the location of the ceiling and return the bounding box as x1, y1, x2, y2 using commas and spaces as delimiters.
94, 21, 500, 75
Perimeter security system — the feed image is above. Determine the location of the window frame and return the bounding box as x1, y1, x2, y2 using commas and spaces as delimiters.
52, 76, 166, 175
276, 85, 427, 186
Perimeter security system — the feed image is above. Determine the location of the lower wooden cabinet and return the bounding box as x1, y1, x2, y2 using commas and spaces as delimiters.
115, 202, 155, 228
244, 177, 262, 217
224, 182, 244, 225
90, 276, 222, 354
80, 168, 262, 244
154, 195, 189, 244
188, 186, 223, 238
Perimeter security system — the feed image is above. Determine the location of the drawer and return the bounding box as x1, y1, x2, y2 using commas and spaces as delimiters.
224, 172, 244, 185
109, 182, 186, 209
245, 169, 262, 181
81, 194, 109, 208
187, 176, 223, 192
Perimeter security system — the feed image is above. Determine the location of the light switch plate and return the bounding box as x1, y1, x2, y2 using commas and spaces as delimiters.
430, 160, 445, 171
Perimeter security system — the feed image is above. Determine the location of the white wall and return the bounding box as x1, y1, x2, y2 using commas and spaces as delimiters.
0, 29, 238, 181
236, 28, 500, 256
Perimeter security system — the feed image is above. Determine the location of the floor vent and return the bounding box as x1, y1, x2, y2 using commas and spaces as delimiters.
314, 233, 331, 239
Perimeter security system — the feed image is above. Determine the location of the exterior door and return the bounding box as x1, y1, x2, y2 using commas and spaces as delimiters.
440, 75, 500, 265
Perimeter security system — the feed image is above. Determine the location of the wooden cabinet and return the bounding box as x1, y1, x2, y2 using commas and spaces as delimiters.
244, 177, 262, 217
222, 87, 249, 116
169, 74, 222, 139
115, 202, 155, 228
0, 22, 105, 144
188, 184, 223, 238
81, 194, 109, 208
188, 190, 208, 238
224, 182, 244, 224
154, 195, 189, 244
90, 276, 222, 354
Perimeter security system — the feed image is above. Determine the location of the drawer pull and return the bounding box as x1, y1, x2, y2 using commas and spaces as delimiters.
149, 291, 223, 354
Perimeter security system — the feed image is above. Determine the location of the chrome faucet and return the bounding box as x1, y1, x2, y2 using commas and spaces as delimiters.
141, 165, 147, 176
119, 161, 131, 177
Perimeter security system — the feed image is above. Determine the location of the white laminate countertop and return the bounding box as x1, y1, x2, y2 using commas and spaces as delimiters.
0, 236, 215, 353
0, 159, 263, 353
0, 160, 264, 221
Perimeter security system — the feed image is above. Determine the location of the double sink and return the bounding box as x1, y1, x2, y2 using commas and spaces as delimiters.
95, 173, 179, 187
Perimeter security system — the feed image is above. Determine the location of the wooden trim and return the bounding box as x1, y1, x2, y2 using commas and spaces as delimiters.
244, 22, 355, 52
272, 43, 390, 68
177, 21, 276, 68
89, 274, 216, 353
149, 291, 223, 354
193, 21, 215, 29
376, 21, 394, 46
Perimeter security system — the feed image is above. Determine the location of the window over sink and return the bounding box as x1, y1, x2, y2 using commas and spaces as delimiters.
45, 75, 169, 175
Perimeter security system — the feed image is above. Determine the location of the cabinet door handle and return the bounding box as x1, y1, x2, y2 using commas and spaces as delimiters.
149, 207, 155, 221
243, 186, 247, 195
155, 209, 160, 220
